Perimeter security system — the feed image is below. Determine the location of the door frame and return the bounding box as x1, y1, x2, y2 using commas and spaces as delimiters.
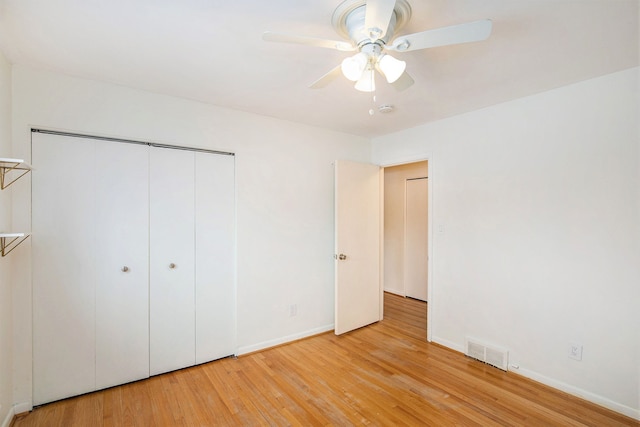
380, 154, 433, 342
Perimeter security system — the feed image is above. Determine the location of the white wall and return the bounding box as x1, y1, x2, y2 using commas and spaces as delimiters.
0, 51, 14, 427
10, 66, 370, 410
372, 68, 640, 418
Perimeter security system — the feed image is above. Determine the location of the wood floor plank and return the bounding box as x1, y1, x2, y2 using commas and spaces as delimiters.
13, 292, 639, 426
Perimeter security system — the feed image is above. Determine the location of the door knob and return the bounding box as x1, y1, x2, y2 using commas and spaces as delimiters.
169, 263, 176, 269
121, 266, 130, 272
338, 254, 347, 260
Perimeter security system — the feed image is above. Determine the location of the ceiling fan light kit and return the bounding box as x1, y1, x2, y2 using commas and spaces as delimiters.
341, 43, 406, 90
378, 54, 406, 83
263, 0, 492, 94
341, 52, 369, 81
355, 66, 376, 92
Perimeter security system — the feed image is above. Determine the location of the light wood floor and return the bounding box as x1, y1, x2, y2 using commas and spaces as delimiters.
14, 293, 638, 426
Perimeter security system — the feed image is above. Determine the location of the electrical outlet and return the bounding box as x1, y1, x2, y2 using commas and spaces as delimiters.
569, 342, 583, 361
289, 304, 297, 317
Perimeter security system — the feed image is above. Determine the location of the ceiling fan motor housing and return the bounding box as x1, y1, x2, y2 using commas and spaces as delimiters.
332, 0, 413, 47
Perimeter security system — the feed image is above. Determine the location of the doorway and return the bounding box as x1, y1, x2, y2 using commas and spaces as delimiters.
383, 161, 429, 338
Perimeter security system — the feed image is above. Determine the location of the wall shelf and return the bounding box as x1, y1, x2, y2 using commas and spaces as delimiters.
0, 157, 32, 189
1, 158, 32, 256
1, 232, 31, 257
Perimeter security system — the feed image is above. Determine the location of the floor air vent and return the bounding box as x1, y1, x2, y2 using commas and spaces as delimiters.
465, 337, 509, 371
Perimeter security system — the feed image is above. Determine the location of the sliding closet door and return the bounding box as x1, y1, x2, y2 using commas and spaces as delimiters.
95, 142, 150, 389
149, 147, 196, 376
33, 133, 152, 404
32, 134, 97, 405
195, 152, 236, 363
33, 132, 236, 402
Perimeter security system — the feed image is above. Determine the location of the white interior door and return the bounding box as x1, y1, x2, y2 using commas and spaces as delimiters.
194, 152, 236, 363
404, 178, 428, 301
95, 141, 150, 389
150, 147, 196, 376
32, 133, 97, 405
334, 160, 382, 335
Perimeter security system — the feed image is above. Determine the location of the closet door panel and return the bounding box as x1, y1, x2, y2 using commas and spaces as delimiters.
195, 153, 236, 364
32, 134, 97, 405
95, 142, 150, 389
149, 147, 196, 375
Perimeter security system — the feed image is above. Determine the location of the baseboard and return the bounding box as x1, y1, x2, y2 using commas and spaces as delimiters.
383, 288, 404, 296
432, 337, 639, 420
12, 402, 31, 415
512, 367, 640, 421
1, 406, 14, 427
431, 335, 464, 353
237, 324, 334, 356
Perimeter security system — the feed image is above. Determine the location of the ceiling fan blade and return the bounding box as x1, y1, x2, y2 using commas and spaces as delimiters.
390, 70, 414, 91
309, 65, 343, 89
364, 0, 397, 39
262, 31, 355, 52
388, 19, 493, 52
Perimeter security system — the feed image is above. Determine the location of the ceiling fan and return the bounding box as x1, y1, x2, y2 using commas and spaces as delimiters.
263, 0, 492, 93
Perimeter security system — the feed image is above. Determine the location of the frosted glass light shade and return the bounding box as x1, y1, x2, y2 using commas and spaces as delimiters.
341, 52, 368, 81
354, 68, 375, 92
378, 54, 406, 83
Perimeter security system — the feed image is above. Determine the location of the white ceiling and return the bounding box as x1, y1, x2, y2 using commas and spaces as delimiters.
0, 0, 638, 138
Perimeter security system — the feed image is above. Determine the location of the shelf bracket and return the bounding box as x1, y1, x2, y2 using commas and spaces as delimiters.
1, 233, 31, 257
0, 158, 33, 190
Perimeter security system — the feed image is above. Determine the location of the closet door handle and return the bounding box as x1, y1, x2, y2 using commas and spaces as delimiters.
169, 263, 176, 269
121, 266, 130, 272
